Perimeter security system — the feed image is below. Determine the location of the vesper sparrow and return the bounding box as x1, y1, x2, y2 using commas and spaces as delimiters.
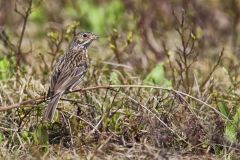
43, 32, 98, 122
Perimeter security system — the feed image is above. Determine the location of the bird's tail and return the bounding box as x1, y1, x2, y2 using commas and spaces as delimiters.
43, 93, 62, 122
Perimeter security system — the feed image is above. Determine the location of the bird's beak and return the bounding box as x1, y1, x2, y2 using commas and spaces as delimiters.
91, 34, 98, 40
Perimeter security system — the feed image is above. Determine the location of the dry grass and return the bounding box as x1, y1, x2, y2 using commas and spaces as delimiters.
0, 0, 240, 159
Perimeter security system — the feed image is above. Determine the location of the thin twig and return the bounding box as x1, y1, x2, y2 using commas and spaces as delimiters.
200, 48, 224, 88
122, 92, 190, 145
15, 0, 33, 80
0, 84, 230, 121
62, 110, 101, 134
0, 96, 44, 111
50, 30, 64, 69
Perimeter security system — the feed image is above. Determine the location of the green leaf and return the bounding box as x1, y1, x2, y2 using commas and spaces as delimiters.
190, 32, 196, 40
21, 131, 32, 143
144, 63, 172, 88
127, 31, 133, 44
233, 107, 240, 128
0, 133, 4, 144
110, 72, 120, 84
218, 102, 229, 119
66, 21, 80, 35
33, 125, 49, 145
224, 123, 237, 143
224, 107, 240, 143
0, 58, 10, 80
47, 31, 59, 42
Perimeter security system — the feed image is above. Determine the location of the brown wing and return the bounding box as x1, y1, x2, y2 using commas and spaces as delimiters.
48, 65, 87, 97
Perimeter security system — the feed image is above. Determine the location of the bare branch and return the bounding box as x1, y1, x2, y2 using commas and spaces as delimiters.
14, 0, 33, 80
0, 84, 230, 121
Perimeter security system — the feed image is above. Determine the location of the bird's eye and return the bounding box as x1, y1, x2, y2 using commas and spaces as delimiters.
83, 34, 87, 38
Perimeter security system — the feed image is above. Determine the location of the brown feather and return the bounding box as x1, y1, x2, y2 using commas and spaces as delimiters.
43, 32, 97, 122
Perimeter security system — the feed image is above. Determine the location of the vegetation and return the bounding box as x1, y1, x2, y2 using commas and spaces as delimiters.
0, 0, 239, 159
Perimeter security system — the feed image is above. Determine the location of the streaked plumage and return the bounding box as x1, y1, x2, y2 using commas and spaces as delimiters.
43, 32, 98, 122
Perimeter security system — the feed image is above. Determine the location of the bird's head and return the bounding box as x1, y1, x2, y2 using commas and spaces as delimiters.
74, 32, 98, 48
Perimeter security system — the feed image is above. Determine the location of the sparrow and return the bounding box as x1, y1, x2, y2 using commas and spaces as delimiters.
43, 32, 98, 122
